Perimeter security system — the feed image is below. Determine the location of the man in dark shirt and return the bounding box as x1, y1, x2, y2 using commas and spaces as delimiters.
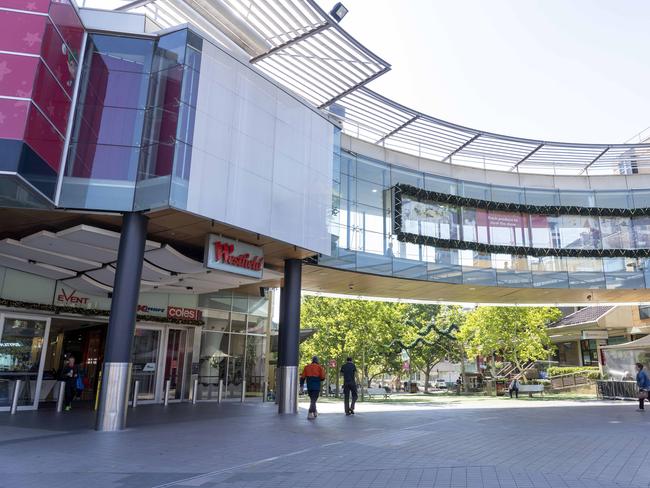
340, 357, 358, 415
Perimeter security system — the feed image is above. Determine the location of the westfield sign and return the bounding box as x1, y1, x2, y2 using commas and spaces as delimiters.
204, 235, 264, 279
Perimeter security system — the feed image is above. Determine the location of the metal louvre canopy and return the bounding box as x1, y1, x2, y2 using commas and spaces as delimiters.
110, 0, 650, 176
116, 0, 390, 108
334, 87, 650, 175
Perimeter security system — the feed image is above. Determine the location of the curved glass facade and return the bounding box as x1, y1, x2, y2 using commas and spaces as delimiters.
319, 148, 650, 290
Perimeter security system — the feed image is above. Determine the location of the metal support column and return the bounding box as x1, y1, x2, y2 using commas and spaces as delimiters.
95, 212, 148, 431
278, 259, 301, 414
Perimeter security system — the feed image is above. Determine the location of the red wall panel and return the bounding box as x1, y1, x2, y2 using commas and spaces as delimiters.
0, 98, 29, 140
0, 53, 39, 98
0, 10, 46, 55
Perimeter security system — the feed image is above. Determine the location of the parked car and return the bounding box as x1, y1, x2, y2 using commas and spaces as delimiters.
435, 379, 447, 389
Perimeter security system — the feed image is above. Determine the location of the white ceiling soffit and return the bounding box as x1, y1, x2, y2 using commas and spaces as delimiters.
57, 225, 160, 253
144, 244, 206, 274
62, 275, 113, 296
0, 239, 101, 272
22, 230, 119, 263
87, 262, 173, 287
0, 252, 76, 280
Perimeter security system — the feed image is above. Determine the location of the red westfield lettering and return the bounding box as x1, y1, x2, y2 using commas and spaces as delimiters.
57, 289, 89, 305
214, 241, 263, 271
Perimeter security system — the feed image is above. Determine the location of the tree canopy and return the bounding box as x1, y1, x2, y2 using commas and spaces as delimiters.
457, 306, 561, 373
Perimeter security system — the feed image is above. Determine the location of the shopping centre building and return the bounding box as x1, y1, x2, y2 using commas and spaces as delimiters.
1, 0, 650, 428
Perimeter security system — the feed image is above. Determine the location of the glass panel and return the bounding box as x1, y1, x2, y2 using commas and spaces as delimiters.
491, 185, 524, 204
525, 188, 559, 206
131, 328, 160, 401
245, 335, 266, 398
559, 191, 595, 207
230, 312, 246, 333
460, 182, 490, 200
425, 174, 457, 195
227, 333, 245, 398
595, 191, 631, 209
600, 217, 632, 249
0, 317, 47, 408
559, 216, 600, 249
487, 211, 528, 246
633, 217, 650, 249
247, 315, 267, 334
356, 157, 388, 185
198, 330, 228, 400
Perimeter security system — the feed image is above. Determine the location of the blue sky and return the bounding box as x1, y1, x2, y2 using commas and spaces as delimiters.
333, 0, 650, 143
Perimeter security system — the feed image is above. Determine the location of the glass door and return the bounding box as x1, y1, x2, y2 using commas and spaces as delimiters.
164, 328, 192, 401
131, 326, 162, 403
0, 314, 50, 411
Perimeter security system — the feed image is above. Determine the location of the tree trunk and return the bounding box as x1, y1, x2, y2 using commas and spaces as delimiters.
424, 366, 431, 393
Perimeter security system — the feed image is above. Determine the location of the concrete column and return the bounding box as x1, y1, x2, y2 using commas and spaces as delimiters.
95, 212, 148, 431
278, 259, 301, 414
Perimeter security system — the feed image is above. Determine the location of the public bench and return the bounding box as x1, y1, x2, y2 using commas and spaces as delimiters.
518, 384, 544, 397
366, 387, 392, 399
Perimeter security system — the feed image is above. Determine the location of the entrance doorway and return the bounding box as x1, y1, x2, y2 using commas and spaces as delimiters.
163, 328, 193, 401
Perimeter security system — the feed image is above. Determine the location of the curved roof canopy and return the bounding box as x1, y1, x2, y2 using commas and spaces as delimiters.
112, 0, 650, 176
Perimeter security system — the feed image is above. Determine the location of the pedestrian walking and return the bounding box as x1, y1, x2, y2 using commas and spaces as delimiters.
340, 357, 358, 415
508, 377, 520, 399
300, 356, 325, 420
636, 362, 650, 411
60, 355, 80, 411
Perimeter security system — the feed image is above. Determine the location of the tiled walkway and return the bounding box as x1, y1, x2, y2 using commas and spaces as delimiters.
1, 398, 649, 487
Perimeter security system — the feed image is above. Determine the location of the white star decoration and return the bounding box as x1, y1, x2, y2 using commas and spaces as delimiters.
23, 32, 42, 48
0, 112, 6, 124
0, 61, 12, 82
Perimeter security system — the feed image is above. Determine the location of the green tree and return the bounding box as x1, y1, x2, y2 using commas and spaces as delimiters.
300, 297, 406, 390
401, 304, 464, 393
458, 306, 561, 378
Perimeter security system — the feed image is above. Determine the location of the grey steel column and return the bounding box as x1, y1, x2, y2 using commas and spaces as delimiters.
278, 259, 301, 414
95, 212, 148, 432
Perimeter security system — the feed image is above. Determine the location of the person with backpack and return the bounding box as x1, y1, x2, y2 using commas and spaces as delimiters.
300, 356, 326, 420
340, 357, 358, 415
636, 362, 650, 411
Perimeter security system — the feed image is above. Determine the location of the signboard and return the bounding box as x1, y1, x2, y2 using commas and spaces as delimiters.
328, 359, 337, 368
402, 361, 410, 371
167, 306, 202, 321
581, 330, 608, 340
204, 235, 264, 279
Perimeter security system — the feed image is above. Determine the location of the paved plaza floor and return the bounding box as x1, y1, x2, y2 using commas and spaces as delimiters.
1, 397, 649, 488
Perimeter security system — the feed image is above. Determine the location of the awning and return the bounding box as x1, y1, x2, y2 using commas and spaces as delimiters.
601, 334, 650, 351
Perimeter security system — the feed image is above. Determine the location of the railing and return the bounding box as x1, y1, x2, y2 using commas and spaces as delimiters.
550, 371, 594, 390
596, 380, 638, 400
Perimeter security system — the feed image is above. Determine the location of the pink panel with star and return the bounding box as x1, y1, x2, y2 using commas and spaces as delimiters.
24, 103, 63, 170
0, 53, 39, 98
0, 0, 50, 13
32, 59, 69, 134
0, 10, 46, 55
0, 98, 29, 140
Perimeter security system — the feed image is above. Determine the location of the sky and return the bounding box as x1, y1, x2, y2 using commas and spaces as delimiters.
328, 0, 650, 144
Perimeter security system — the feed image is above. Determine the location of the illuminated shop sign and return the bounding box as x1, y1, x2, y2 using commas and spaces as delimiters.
204, 235, 264, 279
167, 306, 202, 321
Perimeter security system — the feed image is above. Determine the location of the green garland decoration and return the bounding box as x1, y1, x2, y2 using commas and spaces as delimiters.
0, 298, 205, 326
390, 320, 459, 352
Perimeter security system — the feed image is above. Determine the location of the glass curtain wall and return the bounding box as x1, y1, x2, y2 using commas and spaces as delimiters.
60, 29, 201, 211
323, 148, 650, 290
197, 292, 269, 400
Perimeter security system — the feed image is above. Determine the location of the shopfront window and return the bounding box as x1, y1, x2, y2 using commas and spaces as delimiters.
0, 316, 48, 409
581, 339, 599, 366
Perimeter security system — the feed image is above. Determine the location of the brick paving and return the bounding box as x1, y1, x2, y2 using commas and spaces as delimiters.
0, 399, 649, 487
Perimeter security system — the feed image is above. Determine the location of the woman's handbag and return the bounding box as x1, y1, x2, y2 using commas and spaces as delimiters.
76, 374, 85, 391
638, 389, 648, 400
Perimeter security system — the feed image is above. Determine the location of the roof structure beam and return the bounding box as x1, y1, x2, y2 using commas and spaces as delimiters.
318, 67, 390, 109
250, 21, 331, 64
510, 143, 544, 171
578, 147, 610, 175
375, 115, 419, 145
116, 0, 156, 11
443, 134, 481, 162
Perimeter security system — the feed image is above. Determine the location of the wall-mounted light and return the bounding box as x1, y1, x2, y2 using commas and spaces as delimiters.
330, 2, 348, 22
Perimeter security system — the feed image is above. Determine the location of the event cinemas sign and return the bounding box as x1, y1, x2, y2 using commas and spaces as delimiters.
204, 235, 264, 279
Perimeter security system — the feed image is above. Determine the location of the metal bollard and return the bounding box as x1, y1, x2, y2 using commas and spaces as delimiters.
240, 380, 246, 403
10, 380, 22, 414
262, 382, 268, 403
217, 379, 223, 404
132, 380, 140, 408
192, 379, 199, 404
56, 381, 66, 412
164, 379, 171, 406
